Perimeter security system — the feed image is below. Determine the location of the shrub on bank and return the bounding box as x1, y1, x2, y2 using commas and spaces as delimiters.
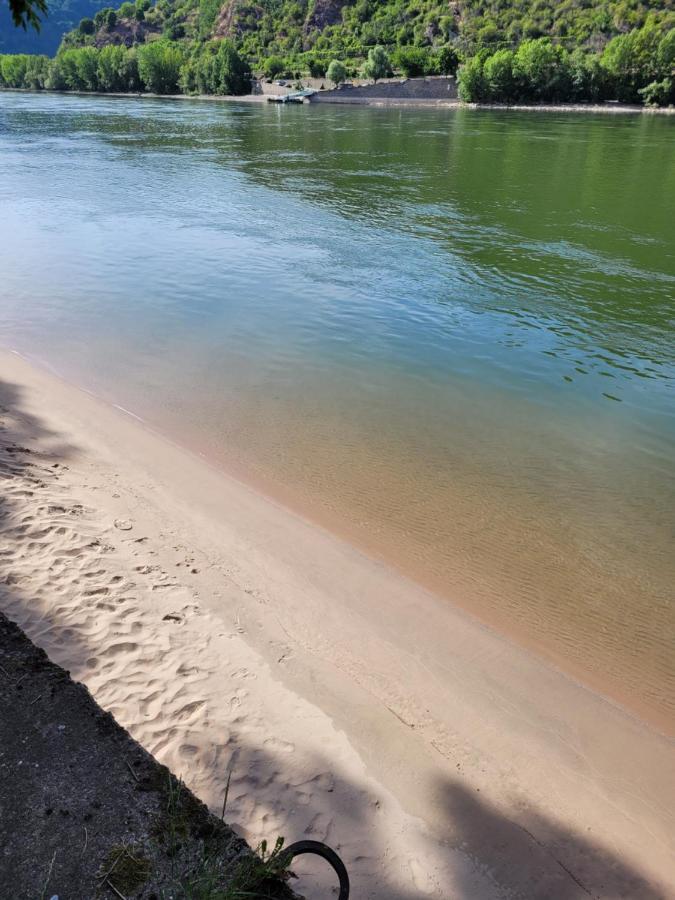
457, 27, 675, 106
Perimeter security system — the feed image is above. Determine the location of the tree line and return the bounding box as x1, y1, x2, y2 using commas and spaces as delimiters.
0, 38, 251, 95
457, 25, 674, 107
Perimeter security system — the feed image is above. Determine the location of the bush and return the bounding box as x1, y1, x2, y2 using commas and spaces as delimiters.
181, 40, 250, 95
436, 44, 460, 76
363, 44, 392, 81
393, 46, 431, 77
94, 7, 117, 30
457, 55, 487, 101
601, 23, 663, 102
78, 17, 95, 34
119, 2, 135, 17
326, 58, 346, 86
307, 56, 327, 78
97, 44, 140, 92
264, 55, 285, 79
483, 48, 517, 101
0, 54, 29, 87
639, 78, 673, 106
137, 41, 184, 93
74, 46, 100, 90
513, 38, 571, 100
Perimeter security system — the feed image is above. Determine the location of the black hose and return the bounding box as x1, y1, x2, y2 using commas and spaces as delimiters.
281, 839, 350, 899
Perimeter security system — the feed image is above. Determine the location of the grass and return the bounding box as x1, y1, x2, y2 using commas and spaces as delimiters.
98, 844, 152, 897
157, 774, 293, 900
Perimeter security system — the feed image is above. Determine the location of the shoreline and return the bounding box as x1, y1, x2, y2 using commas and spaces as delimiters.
1, 346, 674, 898
2, 85, 674, 113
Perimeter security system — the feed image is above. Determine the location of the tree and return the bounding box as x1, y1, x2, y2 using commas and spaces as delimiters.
393, 46, 430, 77
326, 59, 346, 87
0, 53, 30, 86
182, 40, 250, 95
436, 45, 460, 76
658, 29, 675, 74
119, 2, 135, 17
24, 53, 50, 88
263, 56, 285, 79
457, 55, 487, 102
94, 7, 116, 29
97, 44, 132, 92
514, 38, 570, 100
307, 56, 327, 78
75, 45, 99, 89
363, 44, 391, 82
137, 41, 184, 93
78, 17, 95, 34
601, 23, 663, 102
639, 78, 673, 106
6, 0, 47, 31
483, 48, 517, 102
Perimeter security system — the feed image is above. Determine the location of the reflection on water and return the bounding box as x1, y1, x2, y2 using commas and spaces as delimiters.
0, 93, 673, 732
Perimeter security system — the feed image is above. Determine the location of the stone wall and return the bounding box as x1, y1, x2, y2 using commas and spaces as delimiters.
310, 76, 458, 103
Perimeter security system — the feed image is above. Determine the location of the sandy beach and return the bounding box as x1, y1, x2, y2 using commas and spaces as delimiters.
1, 346, 673, 899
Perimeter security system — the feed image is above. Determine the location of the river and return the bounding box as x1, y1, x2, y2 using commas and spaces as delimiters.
1, 92, 673, 733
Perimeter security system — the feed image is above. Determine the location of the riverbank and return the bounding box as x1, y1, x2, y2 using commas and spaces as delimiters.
1, 347, 674, 899
2, 85, 674, 113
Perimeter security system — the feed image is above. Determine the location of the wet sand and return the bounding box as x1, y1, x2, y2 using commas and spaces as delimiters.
1, 347, 674, 899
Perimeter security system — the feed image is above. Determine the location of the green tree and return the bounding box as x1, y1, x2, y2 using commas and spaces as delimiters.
436, 44, 460, 76
363, 44, 391, 81
568, 49, 607, 102
326, 58, 346, 86
78, 16, 95, 34
24, 53, 50, 87
137, 40, 183, 93
457, 54, 487, 101
93, 7, 118, 29
182, 40, 250, 95
97, 44, 129, 91
263, 55, 285, 78
307, 55, 327, 78
75, 45, 99, 89
514, 38, 570, 100
393, 46, 430, 77
483, 48, 517, 101
119, 1, 135, 17
0, 53, 30, 86
601, 22, 664, 101
639, 78, 673, 106
657, 29, 675, 74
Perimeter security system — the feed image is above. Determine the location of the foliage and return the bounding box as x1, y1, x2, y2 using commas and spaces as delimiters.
180, 39, 250, 94
393, 46, 432, 77
5, 0, 46, 31
97, 42, 140, 89
639, 78, 673, 106
457, 53, 485, 101
457, 24, 674, 106
326, 58, 346, 86
137, 38, 183, 92
363, 44, 392, 81
93, 5, 115, 28
1, 0, 672, 107
483, 48, 517, 101
263, 54, 285, 78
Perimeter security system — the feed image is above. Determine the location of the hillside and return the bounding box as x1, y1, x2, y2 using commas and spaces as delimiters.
8, 0, 673, 65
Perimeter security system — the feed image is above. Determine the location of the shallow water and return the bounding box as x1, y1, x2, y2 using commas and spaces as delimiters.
0, 93, 673, 732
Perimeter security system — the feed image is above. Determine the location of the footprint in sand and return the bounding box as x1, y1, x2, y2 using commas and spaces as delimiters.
114, 518, 133, 531
263, 737, 295, 754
